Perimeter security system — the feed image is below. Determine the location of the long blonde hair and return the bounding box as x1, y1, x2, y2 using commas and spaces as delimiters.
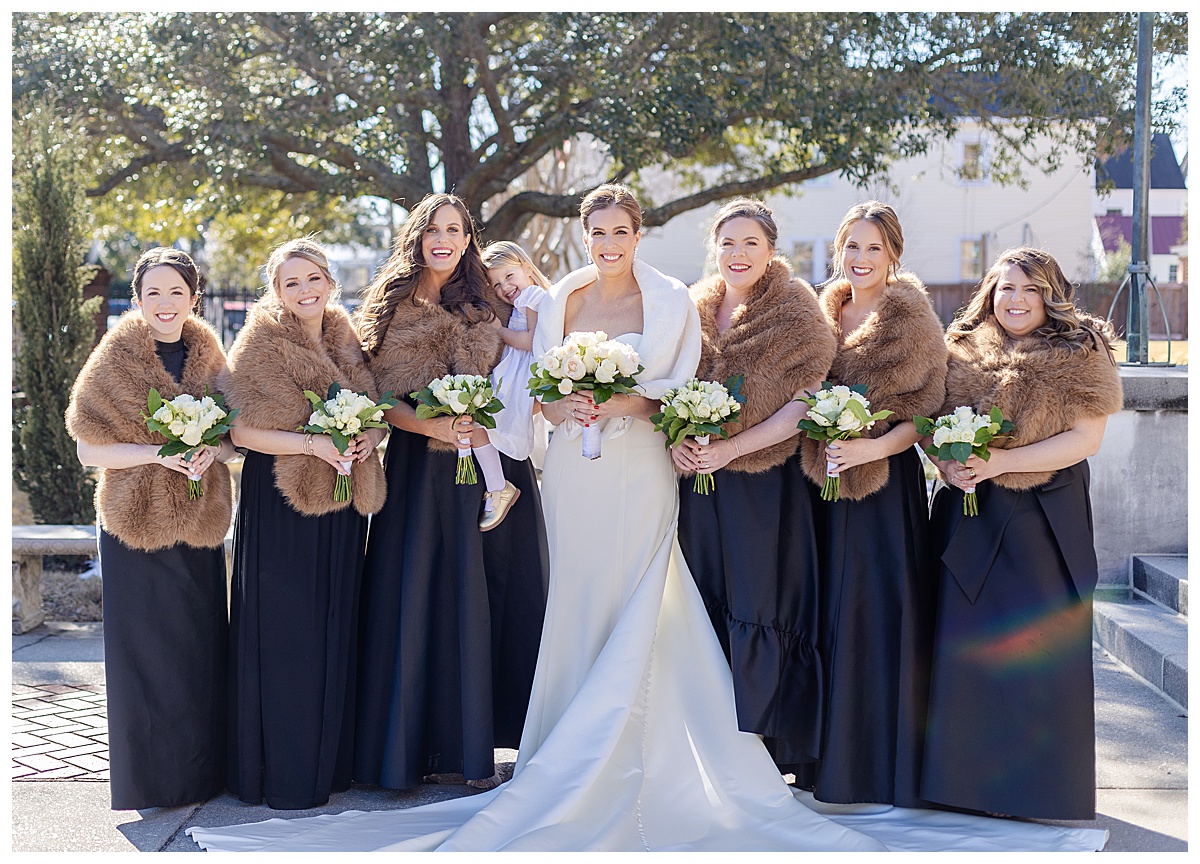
481, 240, 552, 290
948, 246, 1115, 356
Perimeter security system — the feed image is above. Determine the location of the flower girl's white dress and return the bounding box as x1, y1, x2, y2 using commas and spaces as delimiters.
487, 283, 547, 463
187, 262, 1107, 852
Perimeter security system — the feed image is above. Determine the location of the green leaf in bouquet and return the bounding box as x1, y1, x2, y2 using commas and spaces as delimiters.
695, 421, 724, 438
473, 412, 498, 430
973, 426, 993, 445
989, 405, 1003, 424
484, 397, 504, 414
376, 391, 400, 410
304, 389, 325, 409
148, 388, 163, 414
913, 415, 936, 436
949, 441, 972, 464
849, 383, 868, 397
724, 374, 747, 405
649, 410, 666, 427
846, 399, 872, 425
330, 429, 350, 454
935, 443, 956, 463
326, 382, 343, 401
975, 445, 993, 462
157, 439, 191, 457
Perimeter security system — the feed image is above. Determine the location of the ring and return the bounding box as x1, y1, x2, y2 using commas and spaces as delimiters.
968, 468, 976, 479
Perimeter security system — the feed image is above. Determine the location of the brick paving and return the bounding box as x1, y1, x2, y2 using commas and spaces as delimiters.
11, 684, 109, 782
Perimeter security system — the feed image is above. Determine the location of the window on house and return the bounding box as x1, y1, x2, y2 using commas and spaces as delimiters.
961, 141, 984, 182
1169, 264, 1179, 282
790, 241, 814, 282
960, 239, 984, 282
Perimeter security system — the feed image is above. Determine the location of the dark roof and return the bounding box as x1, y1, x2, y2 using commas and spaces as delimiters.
1095, 213, 1186, 255
1096, 133, 1187, 189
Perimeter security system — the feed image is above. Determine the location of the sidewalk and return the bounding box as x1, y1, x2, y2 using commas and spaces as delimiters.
11, 621, 1188, 852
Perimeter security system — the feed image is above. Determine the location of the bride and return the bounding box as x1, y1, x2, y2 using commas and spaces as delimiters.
188, 186, 1106, 852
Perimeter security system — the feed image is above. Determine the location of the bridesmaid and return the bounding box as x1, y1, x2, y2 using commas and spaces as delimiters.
921, 247, 1122, 819
672, 199, 836, 771
67, 247, 234, 809
795, 201, 947, 806
221, 238, 387, 810
353, 193, 549, 792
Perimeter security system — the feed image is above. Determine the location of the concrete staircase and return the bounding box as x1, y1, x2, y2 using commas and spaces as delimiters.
1094, 555, 1188, 712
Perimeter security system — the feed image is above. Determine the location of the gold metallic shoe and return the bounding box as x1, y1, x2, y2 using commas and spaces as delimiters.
479, 481, 520, 532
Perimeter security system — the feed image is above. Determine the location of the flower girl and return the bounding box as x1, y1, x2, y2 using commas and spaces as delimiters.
472, 240, 552, 529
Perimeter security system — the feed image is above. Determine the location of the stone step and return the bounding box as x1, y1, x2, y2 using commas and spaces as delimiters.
1132, 554, 1188, 616
1093, 588, 1187, 711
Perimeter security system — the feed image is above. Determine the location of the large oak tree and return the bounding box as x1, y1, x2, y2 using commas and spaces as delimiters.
12, 12, 1187, 242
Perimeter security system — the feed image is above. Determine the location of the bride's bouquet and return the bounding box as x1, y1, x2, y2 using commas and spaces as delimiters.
914, 406, 1014, 516
796, 382, 894, 502
300, 383, 398, 501
143, 387, 238, 499
411, 374, 504, 484
651, 376, 745, 495
527, 331, 643, 459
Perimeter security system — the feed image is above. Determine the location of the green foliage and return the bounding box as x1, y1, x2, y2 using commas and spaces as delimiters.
12, 98, 103, 525
11, 13, 1189, 242
1099, 238, 1133, 283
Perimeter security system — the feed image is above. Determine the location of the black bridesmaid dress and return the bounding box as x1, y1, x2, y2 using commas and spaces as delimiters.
354, 425, 548, 789
101, 335, 228, 810
921, 461, 1098, 820
795, 445, 936, 807
677, 454, 824, 768
227, 450, 367, 810
100, 531, 227, 809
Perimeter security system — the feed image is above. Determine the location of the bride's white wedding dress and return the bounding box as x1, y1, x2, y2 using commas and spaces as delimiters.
187, 264, 1106, 852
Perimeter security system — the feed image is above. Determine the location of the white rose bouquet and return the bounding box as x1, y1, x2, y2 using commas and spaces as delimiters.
914, 406, 1015, 516
300, 383, 399, 502
796, 381, 894, 502
142, 387, 239, 499
527, 331, 643, 459
651, 375, 746, 494
411, 374, 504, 484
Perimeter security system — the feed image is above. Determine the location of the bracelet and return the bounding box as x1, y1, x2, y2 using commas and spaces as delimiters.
304, 433, 314, 456
732, 437, 742, 458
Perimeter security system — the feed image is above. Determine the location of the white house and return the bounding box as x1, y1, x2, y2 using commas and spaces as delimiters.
636, 119, 1124, 289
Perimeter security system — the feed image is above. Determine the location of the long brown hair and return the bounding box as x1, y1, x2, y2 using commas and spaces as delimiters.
357, 193, 496, 355
948, 246, 1115, 356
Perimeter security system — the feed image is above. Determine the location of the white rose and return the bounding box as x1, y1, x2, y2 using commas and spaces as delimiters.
696, 402, 712, 419
595, 359, 618, 383
449, 390, 471, 412
181, 424, 204, 447
344, 417, 362, 435
541, 353, 562, 375
836, 408, 861, 432
932, 427, 950, 448
562, 355, 587, 380
168, 419, 186, 436
557, 378, 573, 396
152, 405, 173, 423
811, 411, 833, 427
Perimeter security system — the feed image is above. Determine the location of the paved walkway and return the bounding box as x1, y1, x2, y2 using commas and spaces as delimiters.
11, 621, 1189, 852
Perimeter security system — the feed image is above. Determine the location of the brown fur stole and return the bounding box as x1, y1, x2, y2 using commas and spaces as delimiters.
65, 312, 233, 551
690, 257, 836, 473
365, 297, 504, 453
219, 295, 386, 516
943, 316, 1123, 490
799, 273, 948, 499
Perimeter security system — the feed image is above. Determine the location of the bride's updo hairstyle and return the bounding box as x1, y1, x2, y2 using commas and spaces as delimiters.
264, 237, 340, 300
580, 183, 643, 233
830, 200, 905, 282
709, 198, 778, 251
948, 246, 1115, 355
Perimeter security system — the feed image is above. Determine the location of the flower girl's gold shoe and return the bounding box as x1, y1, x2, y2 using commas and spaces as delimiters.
479, 481, 520, 532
